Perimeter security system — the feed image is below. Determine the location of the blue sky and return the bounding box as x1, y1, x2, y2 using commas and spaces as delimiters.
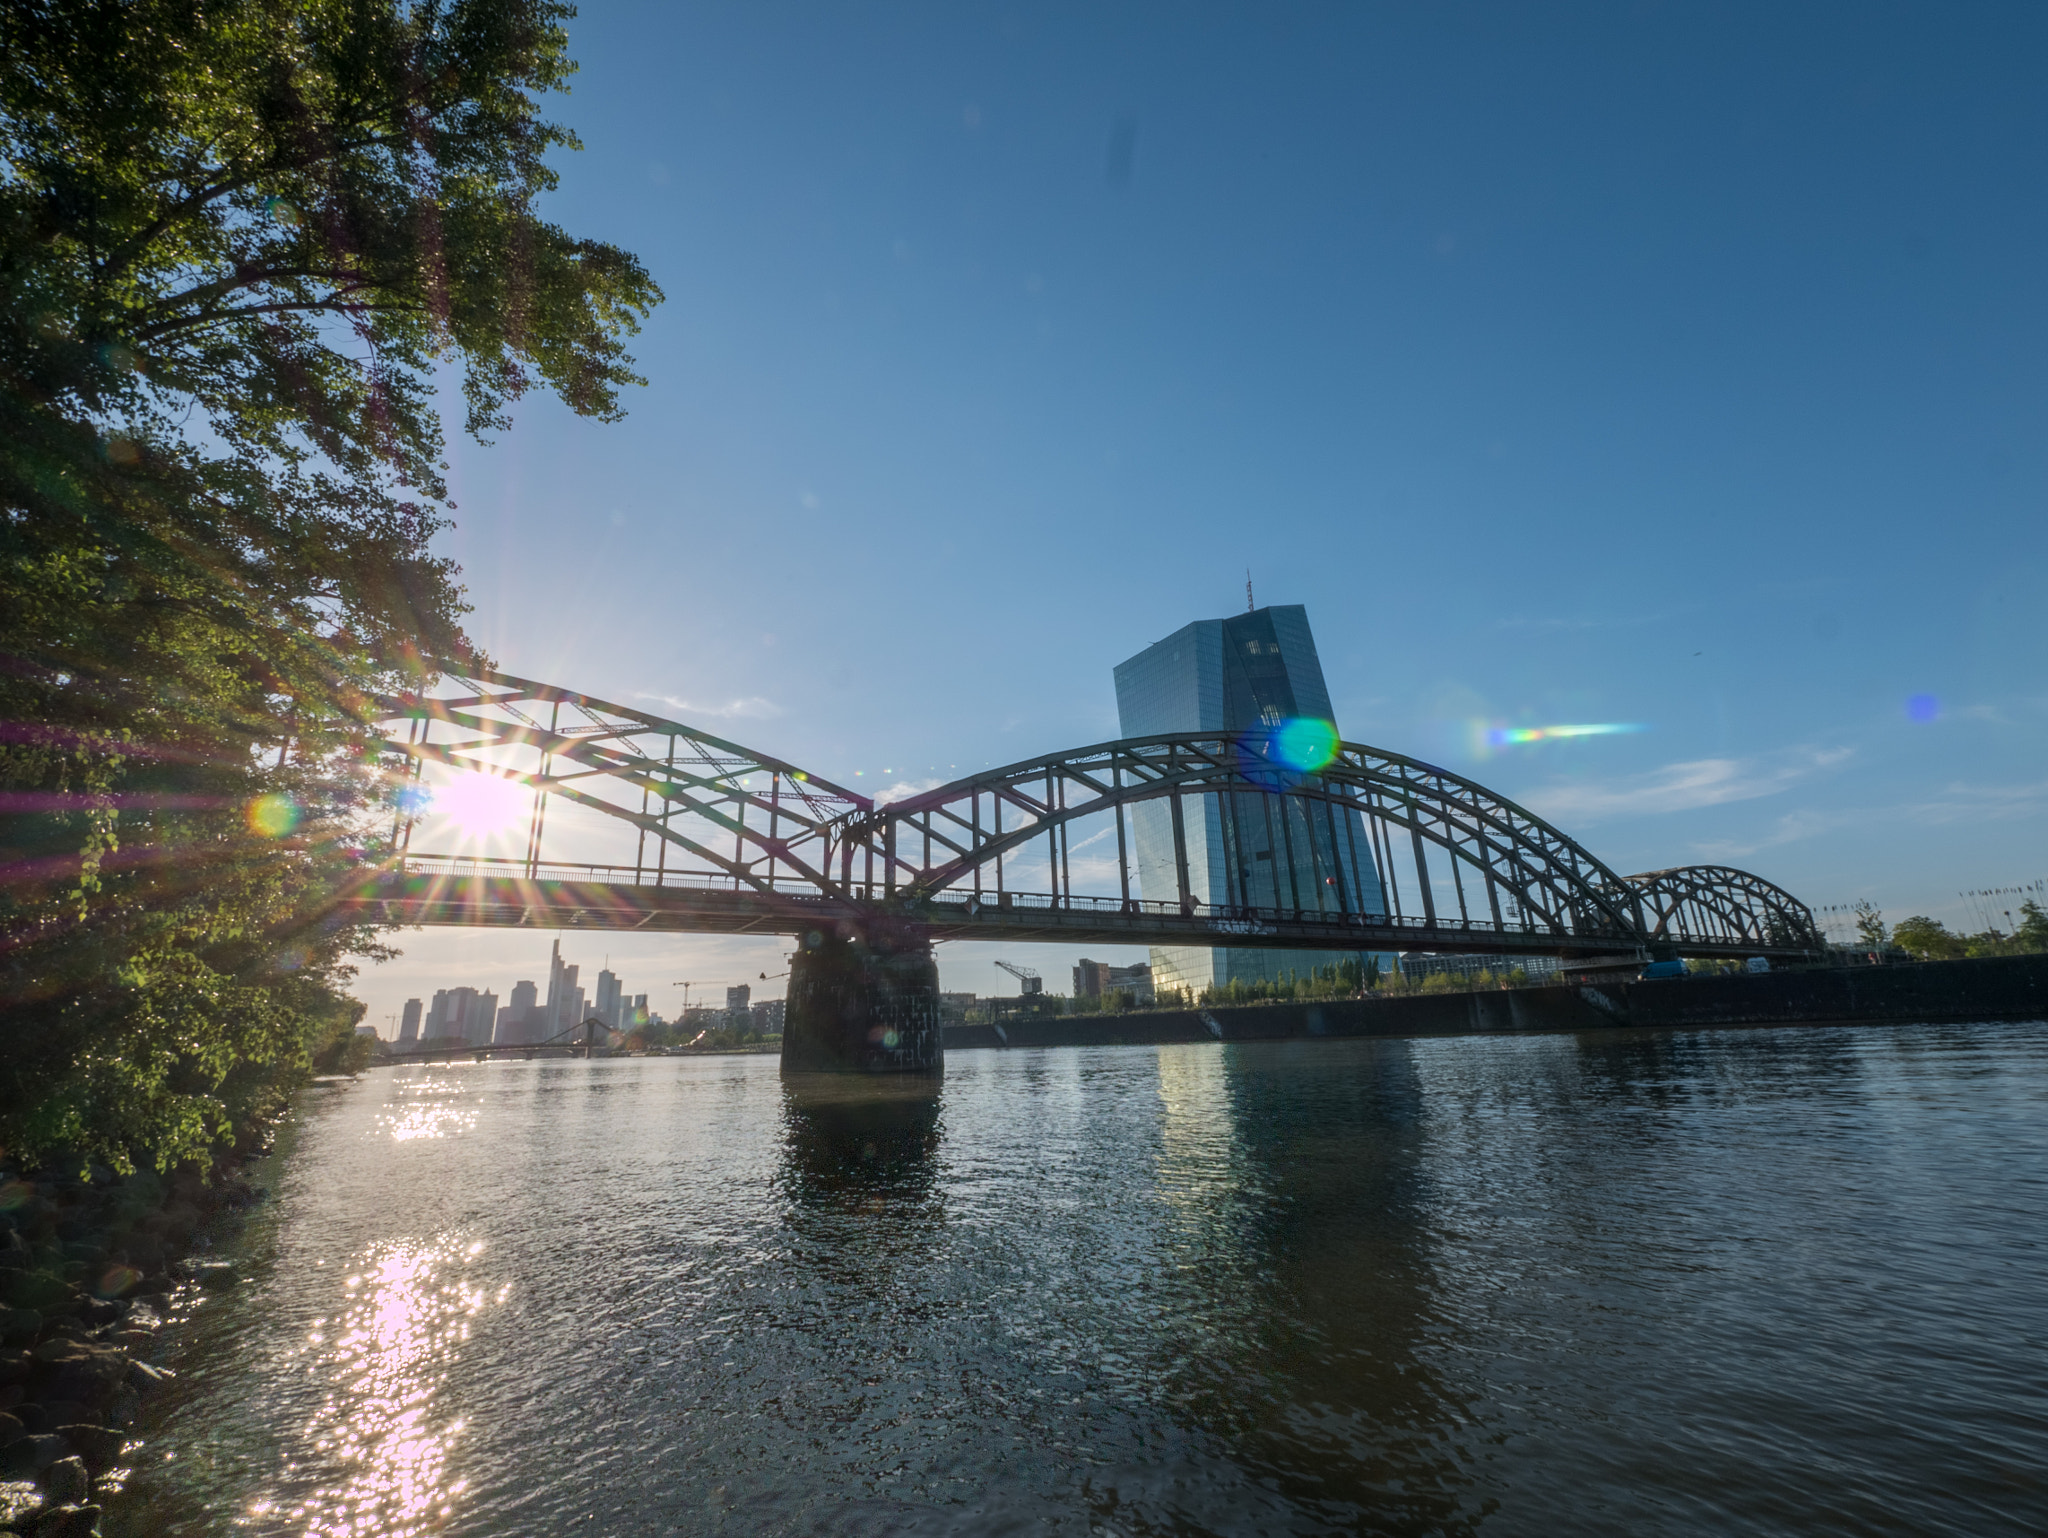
362, 1, 2048, 1028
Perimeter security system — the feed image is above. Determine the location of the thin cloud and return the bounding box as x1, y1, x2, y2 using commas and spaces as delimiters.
1693, 777, 2048, 859
876, 777, 946, 806
1065, 852, 1129, 891
636, 692, 784, 722
1521, 748, 1852, 824
1690, 808, 1863, 860
1896, 777, 2048, 825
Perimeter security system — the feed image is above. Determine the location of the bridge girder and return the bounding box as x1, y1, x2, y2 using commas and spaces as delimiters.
359, 666, 1822, 961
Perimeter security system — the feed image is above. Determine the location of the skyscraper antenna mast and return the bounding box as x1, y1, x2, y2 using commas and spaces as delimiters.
1246, 569, 1254, 613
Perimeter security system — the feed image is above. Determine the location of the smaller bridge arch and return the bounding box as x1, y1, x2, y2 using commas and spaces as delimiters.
1623, 866, 1822, 952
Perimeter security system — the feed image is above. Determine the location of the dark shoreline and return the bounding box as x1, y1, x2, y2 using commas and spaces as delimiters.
942, 953, 2048, 1052
369, 955, 2048, 1069
1, 1137, 278, 1536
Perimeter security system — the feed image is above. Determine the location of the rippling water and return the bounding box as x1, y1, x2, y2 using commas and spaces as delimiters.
107, 1023, 2048, 1536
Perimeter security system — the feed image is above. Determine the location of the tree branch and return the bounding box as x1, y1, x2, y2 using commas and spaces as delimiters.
94, 128, 439, 287
130, 293, 418, 343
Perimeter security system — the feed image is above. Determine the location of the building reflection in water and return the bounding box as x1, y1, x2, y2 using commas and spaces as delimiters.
1121, 1038, 1488, 1536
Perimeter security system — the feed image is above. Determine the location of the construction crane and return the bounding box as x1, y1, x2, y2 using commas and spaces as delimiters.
994, 960, 1043, 996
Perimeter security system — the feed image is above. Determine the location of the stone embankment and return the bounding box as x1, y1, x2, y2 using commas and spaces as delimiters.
0, 1161, 263, 1536
943, 954, 2048, 1051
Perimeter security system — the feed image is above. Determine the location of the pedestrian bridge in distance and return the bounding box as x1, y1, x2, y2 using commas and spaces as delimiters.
337, 664, 1823, 965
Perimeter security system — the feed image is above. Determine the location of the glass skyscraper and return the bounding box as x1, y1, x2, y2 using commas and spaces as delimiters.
1113, 604, 1386, 995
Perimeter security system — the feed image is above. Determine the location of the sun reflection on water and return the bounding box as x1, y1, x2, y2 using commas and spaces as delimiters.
277, 1235, 504, 1536
377, 1074, 480, 1143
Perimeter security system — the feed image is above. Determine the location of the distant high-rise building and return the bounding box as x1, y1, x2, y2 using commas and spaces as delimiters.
431, 986, 479, 1042
630, 993, 648, 1028
1109, 962, 1154, 1004
399, 998, 422, 1045
542, 940, 579, 1033
595, 969, 623, 1029
726, 984, 751, 1016
467, 991, 497, 1047
1113, 603, 1385, 994
751, 999, 785, 1034
1074, 959, 1155, 1004
499, 979, 540, 1044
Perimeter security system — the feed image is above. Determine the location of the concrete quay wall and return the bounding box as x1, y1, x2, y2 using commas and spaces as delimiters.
940, 954, 2048, 1053
1623, 952, 2048, 1030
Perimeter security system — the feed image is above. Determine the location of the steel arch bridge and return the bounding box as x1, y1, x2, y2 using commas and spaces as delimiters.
338, 665, 1822, 963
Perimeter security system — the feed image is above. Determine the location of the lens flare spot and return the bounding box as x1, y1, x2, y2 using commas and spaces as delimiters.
247, 792, 299, 837
431, 774, 527, 840
1273, 717, 1340, 772
1485, 722, 1645, 748
97, 1263, 142, 1298
1906, 693, 1939, 723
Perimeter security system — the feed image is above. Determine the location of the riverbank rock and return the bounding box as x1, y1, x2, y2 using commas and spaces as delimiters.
37, 1459, 86, 1507
48, 1431, 117, 1480
0, 1436, 67, 1478
1, 1278, 71, 1320
24, 1413, 82, 1442
33, 1348, 125, 1413
0, 1138, 284, 1530
30, 1503, 101, 1537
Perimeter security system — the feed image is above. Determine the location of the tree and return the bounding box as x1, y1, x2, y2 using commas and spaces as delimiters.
1890, 916, 1964, 961
1, 0, 659, 1173
1852, 901, 1888, 950
2017, 900, 2048, 953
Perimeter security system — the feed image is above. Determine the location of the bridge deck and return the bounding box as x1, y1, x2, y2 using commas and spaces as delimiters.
336, 871, 1815, 962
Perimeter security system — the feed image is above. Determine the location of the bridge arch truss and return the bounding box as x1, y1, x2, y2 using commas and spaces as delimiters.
360, 666, 1820, 961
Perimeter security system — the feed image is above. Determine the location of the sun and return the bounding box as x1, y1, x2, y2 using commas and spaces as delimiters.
431, 773, 528, 841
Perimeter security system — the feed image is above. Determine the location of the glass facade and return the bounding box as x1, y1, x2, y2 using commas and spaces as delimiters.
1113, 605, 1386, 995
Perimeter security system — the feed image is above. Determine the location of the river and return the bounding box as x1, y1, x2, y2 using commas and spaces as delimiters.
104, 1022, 2048, 1536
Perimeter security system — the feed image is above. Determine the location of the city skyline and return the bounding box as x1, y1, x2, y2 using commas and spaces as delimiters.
385, 938, 662, 1045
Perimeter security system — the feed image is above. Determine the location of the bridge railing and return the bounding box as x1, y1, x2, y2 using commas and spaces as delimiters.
392, 856, 1772, 948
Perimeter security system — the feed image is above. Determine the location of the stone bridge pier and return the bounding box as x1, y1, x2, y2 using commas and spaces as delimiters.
780, 915, 944, 1075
